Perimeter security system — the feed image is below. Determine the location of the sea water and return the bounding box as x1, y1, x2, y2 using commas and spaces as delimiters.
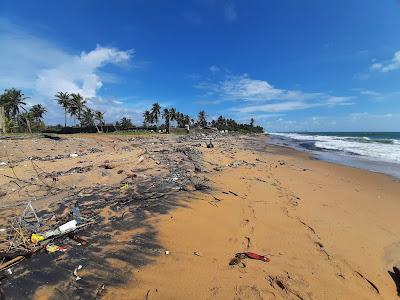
269, 132, 400, 179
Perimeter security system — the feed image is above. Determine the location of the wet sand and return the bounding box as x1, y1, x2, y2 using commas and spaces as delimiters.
1, 133, 400, 299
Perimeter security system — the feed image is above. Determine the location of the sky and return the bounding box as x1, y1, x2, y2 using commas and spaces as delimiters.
0, 0, 400, 132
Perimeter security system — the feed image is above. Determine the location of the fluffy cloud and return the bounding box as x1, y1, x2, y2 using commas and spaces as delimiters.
370, 50, 400, 72
196, 73, 354, 116
0, 19, 133, 124
35, 45, 133, 98
197, 74, 326, 102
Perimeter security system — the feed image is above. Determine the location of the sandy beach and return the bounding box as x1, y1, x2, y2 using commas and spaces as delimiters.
1, 133, 400, 299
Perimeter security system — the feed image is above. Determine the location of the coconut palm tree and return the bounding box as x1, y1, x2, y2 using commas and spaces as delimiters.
1, 89, 28, 120
68, 105, 78, 127
198, 110, 207, 128
70, 93, 86, 126
162, 108, 171, 133
94, 111, 105, 132
143, 110, 152, 128
150, 102, 161, 125
81, 108, 95, 127
120, 117, 133, 130
54, 92, 70, 127
30, 104, 47, 122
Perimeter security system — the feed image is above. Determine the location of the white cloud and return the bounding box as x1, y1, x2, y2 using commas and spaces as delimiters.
196, 73, 354, 117
231, 101, 318, 113
35, 45, 133, 99
196, 74, 321, 102
0, 19, 134, 124
370, 50, 400, 72
325, 96, 354, 106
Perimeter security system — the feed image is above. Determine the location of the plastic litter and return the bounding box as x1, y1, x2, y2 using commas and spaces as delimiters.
74, 265, 83, 281
31, 234, 45, 244
120, 183, 129, 190
69, 153, 79, 158
59, 220, 77, 234
229, 252, 270, 267
46, 244, 68, 253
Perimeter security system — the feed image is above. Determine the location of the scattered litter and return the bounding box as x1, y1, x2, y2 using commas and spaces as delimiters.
137, 156, 144, 163
73, 265, 83, 281
194, 251, 201, 256
229, 252, 270, 267
72, 207, 82, 225
46, 244, 67, 253
165, 250, 170, 255
69, 153, 79, 158
31, 233, 45, 244
0, 162, 7, 166
120, 183, 129, 190
59, 220, 77, 234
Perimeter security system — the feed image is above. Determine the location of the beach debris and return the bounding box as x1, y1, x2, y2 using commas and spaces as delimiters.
165, 250, 170, 255
72, 207, 82, 225
73, 265, 83, 281
194, 251, 201, 256
120, 183, 129, 190
46, 244, 67, 253
229, 252, 270, 267
206, 141, 214, 148
69, 153, 79, 158
389, 265, 400, 296
0, 162, 7, 166
137, 155, 145, 163
229, 190, 239, 197
31, 233, 45, 244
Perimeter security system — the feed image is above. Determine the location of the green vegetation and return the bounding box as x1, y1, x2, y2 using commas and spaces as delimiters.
0, 88, 263, 134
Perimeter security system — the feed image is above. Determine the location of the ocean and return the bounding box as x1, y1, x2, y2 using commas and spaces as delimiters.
268, 132, 400, 179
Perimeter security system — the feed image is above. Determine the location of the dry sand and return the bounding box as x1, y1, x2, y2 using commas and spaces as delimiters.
105, 136, 400, 299
1, 133, 400, 299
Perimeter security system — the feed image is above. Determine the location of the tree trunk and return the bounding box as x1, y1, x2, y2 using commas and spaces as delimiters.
25, 117, 32, 133
64, 108, 67, 127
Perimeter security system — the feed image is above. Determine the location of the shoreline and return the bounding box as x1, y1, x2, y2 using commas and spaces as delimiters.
267, 133, 400, 180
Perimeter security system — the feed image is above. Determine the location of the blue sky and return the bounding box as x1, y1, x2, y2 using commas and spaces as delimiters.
0, 0, 399, 131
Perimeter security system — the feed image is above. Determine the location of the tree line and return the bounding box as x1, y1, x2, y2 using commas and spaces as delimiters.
0, 88, 263, 133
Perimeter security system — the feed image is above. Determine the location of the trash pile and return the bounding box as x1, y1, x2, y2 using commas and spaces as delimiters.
0, 201, 93, 275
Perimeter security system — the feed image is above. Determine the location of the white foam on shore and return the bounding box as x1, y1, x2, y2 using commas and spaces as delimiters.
272, 133, 400, 164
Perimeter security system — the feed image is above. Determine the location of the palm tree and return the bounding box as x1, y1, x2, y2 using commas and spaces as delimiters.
198, 110, 207, 128
54, 92, 70, 127
81, 108, 95, 127
250, 118, 255, 127
162, 108, 171, 133
95, 111, 104, 132
120, 117, 133, 130
70, 93, 86, 127
1, 89, 28, 120
150, 102, 161, 125
68, 105, 78, 126
170, 107, 177, 122
30, 104, 47, 122
143, 110, 152, 128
